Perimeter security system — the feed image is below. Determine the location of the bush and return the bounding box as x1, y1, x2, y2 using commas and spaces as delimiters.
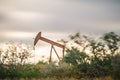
111, 54, 120, 80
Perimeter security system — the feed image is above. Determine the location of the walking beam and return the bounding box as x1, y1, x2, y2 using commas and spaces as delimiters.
34, 32, 65, 61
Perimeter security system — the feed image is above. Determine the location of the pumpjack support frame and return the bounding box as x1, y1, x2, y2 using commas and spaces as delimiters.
34, 32, 65, 62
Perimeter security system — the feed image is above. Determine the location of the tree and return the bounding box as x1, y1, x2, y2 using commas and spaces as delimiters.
2, 41, 32, 65
102, 32, 120, 56
63, 47, 89, 78
0, 41, 33, 78
62, 32, 120, 78
63, 47, 89, 66
102, 32, 120, 80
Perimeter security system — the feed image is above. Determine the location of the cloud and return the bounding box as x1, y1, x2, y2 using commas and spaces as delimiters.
0, 0, 120, 34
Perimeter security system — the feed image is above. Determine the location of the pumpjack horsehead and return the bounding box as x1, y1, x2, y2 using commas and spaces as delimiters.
34, 32, 65, 62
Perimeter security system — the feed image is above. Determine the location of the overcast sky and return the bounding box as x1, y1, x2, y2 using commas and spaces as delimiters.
0, 0, 120, 43
0, 0, 120, 63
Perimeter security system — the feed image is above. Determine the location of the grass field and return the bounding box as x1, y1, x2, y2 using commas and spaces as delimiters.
1, 76, 113, 80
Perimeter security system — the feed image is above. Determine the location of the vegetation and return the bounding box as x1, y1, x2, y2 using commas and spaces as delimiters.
0, 32, 120, 80
62, 32, 120, 80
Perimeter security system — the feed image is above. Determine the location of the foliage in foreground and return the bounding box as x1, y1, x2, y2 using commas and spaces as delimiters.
0, 32, 120, 80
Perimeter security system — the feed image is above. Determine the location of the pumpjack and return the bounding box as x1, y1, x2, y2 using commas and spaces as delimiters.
34, 32, 65, 62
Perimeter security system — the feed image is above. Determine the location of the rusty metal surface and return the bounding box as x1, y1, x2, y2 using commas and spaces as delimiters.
34, 32, 65, 62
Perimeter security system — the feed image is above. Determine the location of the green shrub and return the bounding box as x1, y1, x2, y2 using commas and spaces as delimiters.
111, 54, 120, 80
